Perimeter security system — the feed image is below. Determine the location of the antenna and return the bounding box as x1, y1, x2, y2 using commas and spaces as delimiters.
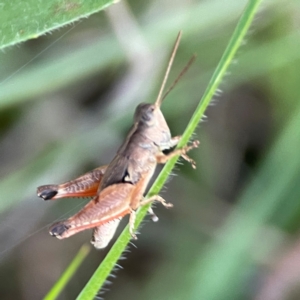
161, 54, 196, 102
155, 31, 182, 107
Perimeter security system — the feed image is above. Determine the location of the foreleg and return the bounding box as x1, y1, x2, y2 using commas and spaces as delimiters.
156, 140, 199, 168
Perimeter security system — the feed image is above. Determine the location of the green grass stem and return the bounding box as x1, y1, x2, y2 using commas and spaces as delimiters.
43, 244, 90, 300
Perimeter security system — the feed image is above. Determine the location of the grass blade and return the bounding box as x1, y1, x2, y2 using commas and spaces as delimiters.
44, 244, 90, 300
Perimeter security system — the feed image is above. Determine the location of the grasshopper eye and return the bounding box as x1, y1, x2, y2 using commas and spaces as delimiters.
134, 103, 155, 124
141, 106, 155, 122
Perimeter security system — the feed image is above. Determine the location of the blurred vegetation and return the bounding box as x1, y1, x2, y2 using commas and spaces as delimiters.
0, 0, 300, 299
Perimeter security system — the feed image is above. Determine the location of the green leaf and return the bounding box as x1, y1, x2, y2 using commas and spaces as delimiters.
0, 0, 115, 49
76, 0, 263, 299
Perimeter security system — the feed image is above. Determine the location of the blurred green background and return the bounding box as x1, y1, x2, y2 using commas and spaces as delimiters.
1, 0, 300, 299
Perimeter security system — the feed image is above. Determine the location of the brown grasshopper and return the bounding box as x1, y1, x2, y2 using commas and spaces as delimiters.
37, 31, 199, 249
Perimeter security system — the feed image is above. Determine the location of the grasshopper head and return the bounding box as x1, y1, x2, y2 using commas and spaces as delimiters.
132, 32, 194, 147
134, 103, 171, 144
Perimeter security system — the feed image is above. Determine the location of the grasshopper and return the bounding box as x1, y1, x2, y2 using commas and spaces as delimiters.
37, 31, 199, 249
